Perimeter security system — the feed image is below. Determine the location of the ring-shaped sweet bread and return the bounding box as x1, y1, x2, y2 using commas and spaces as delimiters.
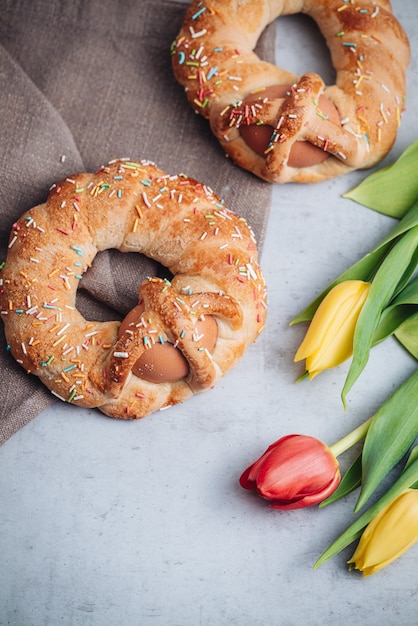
172, 0, 410, 183
0, 159, 267, 419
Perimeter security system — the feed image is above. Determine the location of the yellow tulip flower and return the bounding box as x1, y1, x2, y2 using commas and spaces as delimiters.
348, 489, 418, 577
294, 280, 371, 379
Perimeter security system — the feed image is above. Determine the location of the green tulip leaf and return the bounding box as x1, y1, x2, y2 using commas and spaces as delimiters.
404, 447, 418, 489
314, 452, 418, 569
343, 139, 418, 218
380, 198, 418, 240
292, 199, 418, 325
394, 247, 418, 297
355, 368, 418, 512
373, 305, 417, 345
391, 275, 418, 306
290, 243, 392, 324
395, 313, 418, 359
405, 445, 418, 472
319, 453, 362, 507
373, 276, 418, 347
342, 225, 418, 403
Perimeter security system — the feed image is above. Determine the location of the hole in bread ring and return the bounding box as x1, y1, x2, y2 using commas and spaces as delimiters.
0, 159, 266, 420
172, 0, 410, 183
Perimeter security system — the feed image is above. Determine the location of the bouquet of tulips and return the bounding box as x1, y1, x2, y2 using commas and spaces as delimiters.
239, 139, 418, 577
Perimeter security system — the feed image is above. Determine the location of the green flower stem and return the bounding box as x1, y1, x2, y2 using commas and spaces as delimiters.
329, 417, 374, 458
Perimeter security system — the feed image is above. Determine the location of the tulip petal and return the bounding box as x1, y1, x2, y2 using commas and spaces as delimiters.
295, 281, 370, 378
269, 470, 341, 510
255, 437, 335, 501
239, 464, 257, 491
348, 490, 418, 577
307, 287, 369, 376
294, 281, 368, 361
239, 435, 340, 510
239, 436, 293, 491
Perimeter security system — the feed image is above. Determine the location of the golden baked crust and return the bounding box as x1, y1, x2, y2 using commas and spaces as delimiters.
172, 0, 410, 183
0, 159, 267, 419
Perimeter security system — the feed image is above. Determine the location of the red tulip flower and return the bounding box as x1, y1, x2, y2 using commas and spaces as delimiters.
239, 434, 341, 510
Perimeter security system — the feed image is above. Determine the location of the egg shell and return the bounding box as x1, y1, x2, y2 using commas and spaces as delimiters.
239, 84, 341, 168
119, 304, 218, 384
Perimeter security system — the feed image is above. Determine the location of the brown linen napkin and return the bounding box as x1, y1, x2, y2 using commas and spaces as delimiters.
0, 0, 274, 445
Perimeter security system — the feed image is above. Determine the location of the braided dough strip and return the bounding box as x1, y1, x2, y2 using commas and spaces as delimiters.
172, 0, 410, 183
0, 159, 267, 420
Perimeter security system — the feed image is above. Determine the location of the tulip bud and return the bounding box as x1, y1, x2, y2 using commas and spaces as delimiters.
294, 280, 371, 379
239, 434, 340, 510
348, 489, 418, 577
